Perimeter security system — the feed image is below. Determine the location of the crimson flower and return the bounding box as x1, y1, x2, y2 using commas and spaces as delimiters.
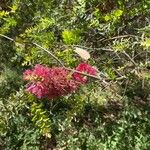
73, 63, 97, 83
23, 63, 97, 99
23, 64, 80, 99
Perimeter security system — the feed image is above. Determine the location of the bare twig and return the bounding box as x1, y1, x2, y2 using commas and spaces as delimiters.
133, 51, 150, 59
123, 51, 137, 66
112, 67, 124, 77
32, 42, 65, 67
65, 67, 102, 80
0, 34, 15, 41
102, 34, 138, 42
0, 34, 65, 66
120, 79, 129, 101
73, 45, 114, 52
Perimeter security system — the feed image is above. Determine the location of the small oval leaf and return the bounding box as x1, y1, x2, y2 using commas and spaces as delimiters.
74, 47, 90, 60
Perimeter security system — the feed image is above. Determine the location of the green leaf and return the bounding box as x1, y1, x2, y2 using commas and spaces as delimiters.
62, 30, 81, 45
141, 39, 150, 49
104, 15, 111, 21
114, 9, 123, 17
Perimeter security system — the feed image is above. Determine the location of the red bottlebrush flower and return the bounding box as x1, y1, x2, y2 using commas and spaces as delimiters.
26, 82, 49, 99
46, 67, 80, 99
73, 63, 97, 83
23, 64, 50, 82
23, 65, 80, 99
23, 69, 33, 81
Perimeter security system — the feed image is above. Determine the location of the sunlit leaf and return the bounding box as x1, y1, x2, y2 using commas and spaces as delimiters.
141, 39, 150, 49
74, 47, 90, 60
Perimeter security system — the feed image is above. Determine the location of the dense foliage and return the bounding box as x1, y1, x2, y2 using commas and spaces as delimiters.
0, 0, 150, 149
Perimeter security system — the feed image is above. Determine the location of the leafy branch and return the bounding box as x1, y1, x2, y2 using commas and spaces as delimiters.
0, 34, 105, 81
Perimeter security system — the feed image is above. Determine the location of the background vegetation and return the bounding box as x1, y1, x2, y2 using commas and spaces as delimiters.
0, 0, 150, 149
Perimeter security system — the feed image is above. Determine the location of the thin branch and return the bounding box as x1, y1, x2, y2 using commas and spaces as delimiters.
0, 34, 15, 42
112, 67, 124, 77
121, 79, 129, 101
0, 34, 24, 47
133, 51, 150, 59
73, 45, 114, 52
102, 35, 138, 42
65, 67, 102, 80
73, 45, 122, 59
32, 42, 65, 67
0, 34, 65, 67
123, 51, 137, 66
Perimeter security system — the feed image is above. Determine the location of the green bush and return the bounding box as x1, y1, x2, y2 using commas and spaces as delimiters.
0, 0, 150, 149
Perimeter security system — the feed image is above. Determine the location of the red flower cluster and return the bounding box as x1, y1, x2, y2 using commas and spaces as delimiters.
23, 64, 79, 99
73, 63, 97, 83
23, 63, 97, 99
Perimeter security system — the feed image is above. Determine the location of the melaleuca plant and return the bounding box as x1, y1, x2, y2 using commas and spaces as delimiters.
0, 0, 150, 149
